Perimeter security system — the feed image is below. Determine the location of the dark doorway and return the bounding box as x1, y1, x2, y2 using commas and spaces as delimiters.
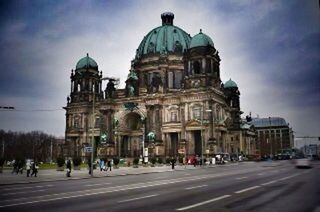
121, 136, 129, 157
170, 133, 178, 157
194, 130, 202, 156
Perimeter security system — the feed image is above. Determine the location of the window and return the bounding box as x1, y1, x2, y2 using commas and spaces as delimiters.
95, 116, 100, 128
193, 61, 201, 74
193, 107, 201, 120
171, 112, 178, 122
74, 116, 80, 128
174, 71, 182, 89
168, 72, 173, 88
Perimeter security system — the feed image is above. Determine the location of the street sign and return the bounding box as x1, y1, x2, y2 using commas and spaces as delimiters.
84, 147, 93, 153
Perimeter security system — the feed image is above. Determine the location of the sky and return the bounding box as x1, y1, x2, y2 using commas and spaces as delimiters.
0, 0, 319, 139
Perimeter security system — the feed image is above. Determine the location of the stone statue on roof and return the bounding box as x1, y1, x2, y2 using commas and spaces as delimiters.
127, 67, 138, 81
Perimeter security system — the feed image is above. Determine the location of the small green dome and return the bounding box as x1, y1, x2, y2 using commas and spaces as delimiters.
190, 30, 214, 48
224, 78, 238, 88
136, 13, 191, 58
76, 53, 98, 70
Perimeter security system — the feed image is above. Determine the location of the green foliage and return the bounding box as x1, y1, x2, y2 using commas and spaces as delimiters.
157, 158, 163, 164
72, 157, 82, 166
56, 157, 65, 167
133, 157, 140, 165
113, 157, 120, 166
150, 157, 157, 164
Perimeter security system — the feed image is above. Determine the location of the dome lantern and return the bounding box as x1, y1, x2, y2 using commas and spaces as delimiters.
161, 12, 174, 26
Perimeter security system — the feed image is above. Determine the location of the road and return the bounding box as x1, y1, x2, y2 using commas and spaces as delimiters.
0, 161, 319, 212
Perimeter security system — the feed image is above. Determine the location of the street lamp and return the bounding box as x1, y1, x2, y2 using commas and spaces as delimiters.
91, 78, 108, 177
201, 106, 212, 166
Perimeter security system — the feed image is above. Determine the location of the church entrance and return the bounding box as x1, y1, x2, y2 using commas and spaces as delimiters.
193, 130, 202, 156
169, 132, 178, 157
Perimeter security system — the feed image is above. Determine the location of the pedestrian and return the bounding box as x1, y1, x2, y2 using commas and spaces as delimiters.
18, 160, 23, 174
30, 161, 38, 177
100, 159, 105, 172
107, 159, 112, 171
66, 159, 72, 177
88, 159, 92, 175
26, 160, 31, 177
11, 160, 17, 174
171, 158, 175, 170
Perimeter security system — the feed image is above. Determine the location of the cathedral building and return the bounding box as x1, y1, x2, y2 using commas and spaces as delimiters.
64, 12, 256, 160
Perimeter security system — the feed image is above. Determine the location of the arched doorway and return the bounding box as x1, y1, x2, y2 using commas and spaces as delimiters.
119, 112, 144, 157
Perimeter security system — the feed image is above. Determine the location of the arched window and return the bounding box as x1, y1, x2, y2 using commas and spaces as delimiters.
193, 61, 201, 74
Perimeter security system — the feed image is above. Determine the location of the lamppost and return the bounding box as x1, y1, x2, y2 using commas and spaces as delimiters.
201, 106, 212, 166
90, 78, 108, 177
141, 116, 147, 163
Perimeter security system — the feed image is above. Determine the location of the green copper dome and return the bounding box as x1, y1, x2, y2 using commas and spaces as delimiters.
76, 53, 98, 70
190, 30, 214, 48
224, 78, 238, 88
136, 13, 191, 58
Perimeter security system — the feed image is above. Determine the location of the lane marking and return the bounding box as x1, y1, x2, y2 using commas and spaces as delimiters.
185, 185, 208, 190
236, 177, 247, 180
261, 180, 278, 186
0, 167, 273, 207
84, 183, 111, 187
118, 194, 159, 203
235, 186, 260, 194
176, 195, 231, 211
2, 185, 53, 191
5, 190, 46, 196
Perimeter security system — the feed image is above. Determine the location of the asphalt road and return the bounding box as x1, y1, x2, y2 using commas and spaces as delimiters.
0, 161, 319, 212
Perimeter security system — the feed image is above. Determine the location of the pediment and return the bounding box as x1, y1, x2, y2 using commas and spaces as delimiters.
186, 119, 201, 127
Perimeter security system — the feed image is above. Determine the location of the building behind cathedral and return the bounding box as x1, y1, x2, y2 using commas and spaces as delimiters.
64, 12, 262, 161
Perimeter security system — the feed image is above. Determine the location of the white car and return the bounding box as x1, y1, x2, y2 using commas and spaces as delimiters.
295, 158, 312, 168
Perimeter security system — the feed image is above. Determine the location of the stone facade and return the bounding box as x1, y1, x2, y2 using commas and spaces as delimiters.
64, 13, 257, 160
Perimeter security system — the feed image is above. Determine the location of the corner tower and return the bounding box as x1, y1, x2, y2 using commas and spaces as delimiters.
69, 53, 103, 103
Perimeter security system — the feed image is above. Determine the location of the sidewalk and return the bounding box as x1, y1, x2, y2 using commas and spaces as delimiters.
0, 164, 209, 185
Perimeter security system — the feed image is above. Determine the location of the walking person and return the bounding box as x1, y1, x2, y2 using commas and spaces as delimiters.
30, 161, 38, 177
26, 160, 31, 177
88, 159, 92, 175
171, 158, 175, 170
100, 159, 105, 172
11, 160, 17, 174
66, 159, 72, 177
107, 159, 112, 171
17, 160, 23, 174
